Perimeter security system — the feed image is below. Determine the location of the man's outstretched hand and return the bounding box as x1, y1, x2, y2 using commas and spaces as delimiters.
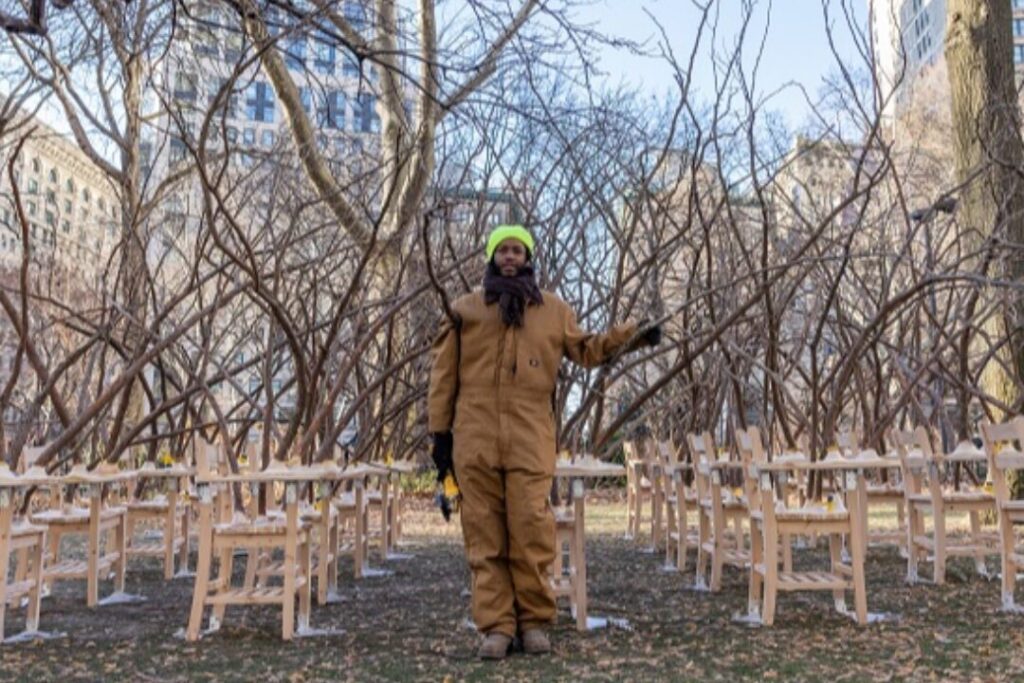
636, 319, 663, 347
642, 323, 663, 347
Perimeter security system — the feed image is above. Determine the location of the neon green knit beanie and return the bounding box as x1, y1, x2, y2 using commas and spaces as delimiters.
485, 224, 535, 262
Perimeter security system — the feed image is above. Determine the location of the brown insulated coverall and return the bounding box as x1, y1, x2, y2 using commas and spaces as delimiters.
428, 289, 637, 637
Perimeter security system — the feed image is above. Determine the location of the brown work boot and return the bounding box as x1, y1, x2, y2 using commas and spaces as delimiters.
521, 628, 551, 655
477, 632, 513, 660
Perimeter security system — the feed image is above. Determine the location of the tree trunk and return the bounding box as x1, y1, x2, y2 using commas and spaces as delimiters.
946, 0, 1024, 491
946, 0, 1024, 404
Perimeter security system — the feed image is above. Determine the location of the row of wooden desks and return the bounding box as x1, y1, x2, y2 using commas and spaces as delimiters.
1, 458, 414, 642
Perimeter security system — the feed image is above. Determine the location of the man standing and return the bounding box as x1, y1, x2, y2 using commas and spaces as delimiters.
428, 225, 661, 659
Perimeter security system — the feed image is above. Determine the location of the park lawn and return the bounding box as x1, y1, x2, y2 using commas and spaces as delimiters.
3, 497, 1024, 682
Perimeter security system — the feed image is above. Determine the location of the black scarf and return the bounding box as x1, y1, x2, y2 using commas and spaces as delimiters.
483, 262, 543, 327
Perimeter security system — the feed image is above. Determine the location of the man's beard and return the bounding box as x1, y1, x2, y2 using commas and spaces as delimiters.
482, 261, 543, 327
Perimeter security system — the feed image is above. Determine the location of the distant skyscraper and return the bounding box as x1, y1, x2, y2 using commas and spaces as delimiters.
869, 0, 1024, 119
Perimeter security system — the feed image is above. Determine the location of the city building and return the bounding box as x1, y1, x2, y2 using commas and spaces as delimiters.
870, 0, 1024, 119
0, 116, 120, 282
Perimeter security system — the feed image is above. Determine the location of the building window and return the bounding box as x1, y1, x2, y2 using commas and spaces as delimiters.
27, 179, 38, 194
65, 178, 75, 193
174, 71, 198, 102
1015, 44, 1024, 64
261, 129, 275, 147
44, 210, 55, 227
300, 87, 312, 114
98, 197, 106, 212
31, 158, 40, 173
314, 40, 335, 74
344, 1, 368, 29
63, 199, 72, 213
243, 127, 256, 145
342, 53, 361, 78
170, 137, 187, 162
61, 219, 70, 233
48, 168, 58, 183
246, 82, 275, 123
82, 188, 91, 203
28, 201, 36, 216
318, 90, 346, 130
193, 2, 219, 54
1015, 19, 1024, 37
45, 189, 56, 205
285, 37, 306, 70
209, 79, 240, 119
355, 92, 379, 133
225, 27, 243, 58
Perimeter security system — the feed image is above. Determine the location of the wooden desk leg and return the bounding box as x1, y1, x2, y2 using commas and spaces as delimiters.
26, 528, 44, 633
211, 546, 233, 626
354, 480, 365, 579
828, 532, 845, 611
114, 510, 127, 594
380, 477, 391, 560
747, 478, 765, 619
328, 509, 339, 596
45, 527, 60, 594
298, 528, 312, 632
572, 479, 587, 631
651, 466, 663, 551
186, 485, 214, 641
0, 489, 13, 641
242, 483, 260, 591
165, 482, 178, 580
282, 483, 298, 640
391, 480, 402, 547
316, 485, 329, 605
630, 464, 638, 540
847, 471, 868, 625
87, 485, 101, 607
178, 493, 190, 576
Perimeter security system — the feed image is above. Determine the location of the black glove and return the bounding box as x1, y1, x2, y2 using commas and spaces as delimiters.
431, 431, 453, 482
641, 323, 663, 347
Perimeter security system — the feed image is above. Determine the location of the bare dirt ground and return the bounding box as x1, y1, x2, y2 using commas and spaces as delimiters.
4, 496, 1024, 682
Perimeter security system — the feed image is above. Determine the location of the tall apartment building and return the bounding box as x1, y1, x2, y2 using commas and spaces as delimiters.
0, 116, 121, 400
0, 118, 120, 283
146, 0, 389, 191
870, 0, 1024, 119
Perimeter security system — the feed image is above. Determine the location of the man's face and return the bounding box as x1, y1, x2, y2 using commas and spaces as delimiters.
495, 238, 528, 276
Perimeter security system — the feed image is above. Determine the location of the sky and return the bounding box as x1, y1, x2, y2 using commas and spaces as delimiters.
13, 1, 875, 148
572, 0, 872, 130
